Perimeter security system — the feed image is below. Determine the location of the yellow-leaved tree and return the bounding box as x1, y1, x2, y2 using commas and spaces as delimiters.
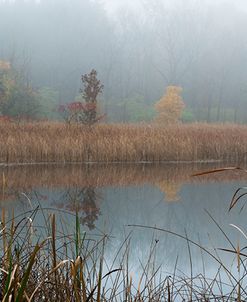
0, 60, 12, 109
155, 86, 185, 124
0, 60, 11, 71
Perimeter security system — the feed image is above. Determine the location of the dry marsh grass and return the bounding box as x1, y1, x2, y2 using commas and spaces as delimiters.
1, 162, 247, 300
1, 208, 247, 301
1, 122, 247, 163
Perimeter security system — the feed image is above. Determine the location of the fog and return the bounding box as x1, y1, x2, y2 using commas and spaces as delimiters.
1, 0, 247, 122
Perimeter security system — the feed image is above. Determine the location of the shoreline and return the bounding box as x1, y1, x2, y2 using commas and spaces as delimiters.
0, 159, 225, 168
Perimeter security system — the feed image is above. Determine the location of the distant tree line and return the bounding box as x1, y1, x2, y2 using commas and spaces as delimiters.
0, 60, 58, 121
0, 0, 247, 123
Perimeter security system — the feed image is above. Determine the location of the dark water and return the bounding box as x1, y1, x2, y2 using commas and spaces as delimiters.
1, 163, 247, 283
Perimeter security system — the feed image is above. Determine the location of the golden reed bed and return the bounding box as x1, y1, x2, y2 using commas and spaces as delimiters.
1, 122, 247, 163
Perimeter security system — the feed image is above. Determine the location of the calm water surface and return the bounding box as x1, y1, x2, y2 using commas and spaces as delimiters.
1, 163, 247, 282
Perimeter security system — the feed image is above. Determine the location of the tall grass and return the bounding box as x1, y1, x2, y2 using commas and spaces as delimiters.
1, 165, 247, 300
1, 122, 247, 163
0, 207, 247, 301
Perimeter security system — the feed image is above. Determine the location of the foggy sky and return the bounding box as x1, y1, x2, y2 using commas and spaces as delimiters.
103, 0, 247, 12
1, 0, 247, 122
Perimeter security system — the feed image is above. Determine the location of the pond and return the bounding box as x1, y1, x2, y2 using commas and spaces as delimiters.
1, 163, 247, 286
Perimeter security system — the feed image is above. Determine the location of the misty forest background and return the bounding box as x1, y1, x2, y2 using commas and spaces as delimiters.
1, 0, 247, 123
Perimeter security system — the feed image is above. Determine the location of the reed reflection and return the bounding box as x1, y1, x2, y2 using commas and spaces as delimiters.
1, 163, 247, 224
0, 163, 247, 279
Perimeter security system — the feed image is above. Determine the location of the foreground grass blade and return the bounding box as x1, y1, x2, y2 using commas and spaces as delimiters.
193, 167, 247, 211
2, 264, 17, 302
86, 269, 122, 302
229, 187, 247, 211
16, 241, 46, 302
192, 167, 242, 177
29, 260, 70, 301
128, 224, 245, 290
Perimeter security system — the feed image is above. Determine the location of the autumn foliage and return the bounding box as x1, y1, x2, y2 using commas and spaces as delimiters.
59, 69, 104, 125
155, 86, 185, 124
0, 60, 12, 108
0, 60, 10, 71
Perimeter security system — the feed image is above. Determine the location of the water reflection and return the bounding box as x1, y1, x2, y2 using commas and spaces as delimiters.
1, 163, 246, 202
157, 181, 182, 202
0, 163, 247, 278
54, 187, 100, 230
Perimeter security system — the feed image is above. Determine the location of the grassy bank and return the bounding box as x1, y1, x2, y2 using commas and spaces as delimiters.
0, 208, 246, 301
1, 122, 247, 163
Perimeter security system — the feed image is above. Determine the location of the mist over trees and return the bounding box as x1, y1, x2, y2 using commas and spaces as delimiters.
1, 0, 247, 122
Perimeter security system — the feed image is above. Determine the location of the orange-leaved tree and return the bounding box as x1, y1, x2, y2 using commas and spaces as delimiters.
155, 86, 185, 124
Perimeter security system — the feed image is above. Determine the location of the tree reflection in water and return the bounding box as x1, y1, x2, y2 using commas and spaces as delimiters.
156, 180, 182, 202
54, 187, 101, 230
1, 163, 246, 230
